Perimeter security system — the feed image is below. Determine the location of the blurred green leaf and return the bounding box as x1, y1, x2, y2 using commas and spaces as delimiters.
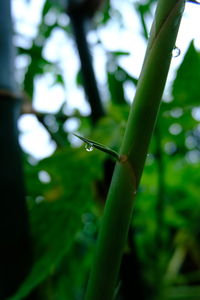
172, 41, 200, 108
9, 147, 105, 299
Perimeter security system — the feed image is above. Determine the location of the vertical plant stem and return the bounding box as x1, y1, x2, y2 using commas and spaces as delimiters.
0, 1, 33, 298
154, 124, 166, 252
152, 124, 167, 297
85, 1, 185, 299
138, 6, 167, 288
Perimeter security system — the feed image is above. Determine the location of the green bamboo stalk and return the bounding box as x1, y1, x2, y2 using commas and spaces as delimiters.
85, 1, 186, 299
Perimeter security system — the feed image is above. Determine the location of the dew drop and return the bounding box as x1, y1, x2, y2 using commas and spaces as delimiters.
85, 143, 94, 152
172, 46, 181, 58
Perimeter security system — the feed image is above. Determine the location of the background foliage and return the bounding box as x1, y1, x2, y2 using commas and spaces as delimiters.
10, 0, 200, 299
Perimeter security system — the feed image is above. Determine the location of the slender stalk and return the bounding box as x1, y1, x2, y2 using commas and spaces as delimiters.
69, 11, 105, 122
85, 1, 185, 299
154, 125, 166, 251
137, 3, 149, 40
0, 1, 33, 298
138, 5, 167, 290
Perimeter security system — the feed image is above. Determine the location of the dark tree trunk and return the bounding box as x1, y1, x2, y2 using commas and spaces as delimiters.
0, 1, 33, 298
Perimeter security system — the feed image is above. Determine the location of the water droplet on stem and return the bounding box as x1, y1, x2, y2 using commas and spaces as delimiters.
85, 143, 94, 152
172, 46, 181, 58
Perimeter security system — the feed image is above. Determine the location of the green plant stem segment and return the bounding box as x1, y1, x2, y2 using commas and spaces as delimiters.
85, 1, 186, 299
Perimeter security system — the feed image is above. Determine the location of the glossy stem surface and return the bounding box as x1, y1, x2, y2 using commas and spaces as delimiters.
85, 1, 185, 299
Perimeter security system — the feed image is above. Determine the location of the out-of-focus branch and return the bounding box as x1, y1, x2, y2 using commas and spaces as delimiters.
67, 0, 105, 123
